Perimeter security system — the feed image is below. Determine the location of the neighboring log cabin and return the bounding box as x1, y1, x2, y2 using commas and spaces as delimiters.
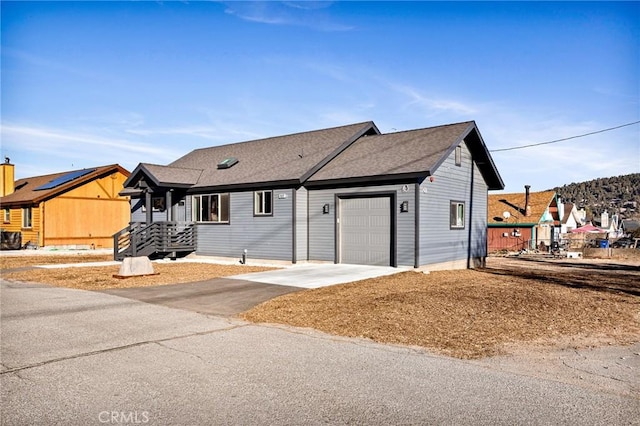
0, 160, 130, 249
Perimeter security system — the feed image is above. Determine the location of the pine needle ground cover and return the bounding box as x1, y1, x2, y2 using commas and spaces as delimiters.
242, 259, 640, 359
1, 254, 276, 290
0, 253, 114, 270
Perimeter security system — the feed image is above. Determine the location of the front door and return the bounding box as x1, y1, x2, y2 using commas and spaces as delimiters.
173, 199, 186, 222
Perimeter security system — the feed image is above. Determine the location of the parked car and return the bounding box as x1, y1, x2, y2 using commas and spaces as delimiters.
611, 237, 636, 248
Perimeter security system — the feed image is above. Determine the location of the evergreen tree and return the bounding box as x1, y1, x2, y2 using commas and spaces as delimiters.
552, 173, 640, 221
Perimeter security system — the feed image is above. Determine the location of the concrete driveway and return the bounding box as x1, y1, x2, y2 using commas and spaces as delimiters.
100, 263, 404, 317
101, 278, 300, 317
227, 263, 403, 288
2, 278, 638, 425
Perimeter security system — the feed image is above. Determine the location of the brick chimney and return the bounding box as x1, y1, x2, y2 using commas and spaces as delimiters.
524, 185, 531, 217
0, 157, 15, 197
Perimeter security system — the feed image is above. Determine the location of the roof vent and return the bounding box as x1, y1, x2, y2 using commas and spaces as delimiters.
217, 157, 239, 169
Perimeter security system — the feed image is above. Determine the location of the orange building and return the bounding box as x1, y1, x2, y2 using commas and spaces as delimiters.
0, 160, 130, 249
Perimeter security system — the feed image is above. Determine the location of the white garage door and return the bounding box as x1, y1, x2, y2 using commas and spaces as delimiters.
339, 196, 391, 266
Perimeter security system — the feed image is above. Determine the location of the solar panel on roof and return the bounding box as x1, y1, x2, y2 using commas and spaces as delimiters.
34, 168, 96, 191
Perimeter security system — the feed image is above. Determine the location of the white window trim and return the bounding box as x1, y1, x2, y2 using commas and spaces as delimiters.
3, 208, 10, 223
22, 207, 33, 229
450, 201, 465, 229
254, 190, 273, 216
192, 193, 230, 223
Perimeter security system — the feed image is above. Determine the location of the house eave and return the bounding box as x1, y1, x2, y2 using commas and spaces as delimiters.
187, 179, 302, 194
158, 183, 195, 189
0, 200, 38, 209
119, 188, 144, 197
304, 172, 426, 189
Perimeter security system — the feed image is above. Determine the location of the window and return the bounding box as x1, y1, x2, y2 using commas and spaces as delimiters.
142, 197, 166, 212
22, 207, 33, 228
3, 208, 9, 223
254, 190, 273, 216
152, 197, 166, 211
192, 194, 229, 223
455, 145, 462, 166
450, 201, 465, 229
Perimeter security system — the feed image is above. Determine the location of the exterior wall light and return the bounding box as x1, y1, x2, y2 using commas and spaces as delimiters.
323, 204, 330, 214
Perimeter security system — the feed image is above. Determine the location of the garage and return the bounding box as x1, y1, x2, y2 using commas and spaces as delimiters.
338, 195, 394, 266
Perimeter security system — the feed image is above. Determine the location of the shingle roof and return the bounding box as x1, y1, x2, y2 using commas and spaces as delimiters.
0, 164, 129, 207
307, 121, 474, 183
169, 121, 377, 189
561, 202, 574, 224
130, 163, 203, 187
488, 190, 557, 225
123, 120, 504, 192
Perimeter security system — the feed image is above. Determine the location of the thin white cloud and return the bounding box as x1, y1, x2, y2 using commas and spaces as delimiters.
488, 121, 639, 192
593, 86, 639, 103
490, 121, 597, 151
76, 111, 147, 129
390, 83, 478, 116
223, 1, 353, 31
2, 48, 107, 81
2, 124, 175, 157
126, 125, 224, 139
0, 123, 184, 176
282, 1, 334, 11
302, 60, 351, 82
318, 110, 370, 127
224, 3, 287, 25
126, 120, 266, 142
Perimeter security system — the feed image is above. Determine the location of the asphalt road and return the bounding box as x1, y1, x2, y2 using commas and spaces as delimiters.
1, 279, 638, 425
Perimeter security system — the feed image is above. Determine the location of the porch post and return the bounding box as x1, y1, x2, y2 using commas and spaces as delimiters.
145, 190, 152, 225
166, 190, 173, 221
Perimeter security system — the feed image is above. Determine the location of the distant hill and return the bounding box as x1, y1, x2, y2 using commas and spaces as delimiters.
551, 173, 640, 221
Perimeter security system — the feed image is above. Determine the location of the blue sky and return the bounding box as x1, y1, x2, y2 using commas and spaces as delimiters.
2, 1, 638, 193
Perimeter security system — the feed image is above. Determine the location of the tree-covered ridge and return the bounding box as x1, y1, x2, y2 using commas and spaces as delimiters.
552, 173, 640, 220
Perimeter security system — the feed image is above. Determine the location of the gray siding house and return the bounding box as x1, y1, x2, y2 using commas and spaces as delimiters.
119, 120, 503, 270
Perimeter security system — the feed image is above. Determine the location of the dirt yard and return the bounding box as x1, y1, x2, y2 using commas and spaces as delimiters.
0, 253, 114, 270
0, 253, 277, 290
2, 252, 639, 359
242, 256, 640, 359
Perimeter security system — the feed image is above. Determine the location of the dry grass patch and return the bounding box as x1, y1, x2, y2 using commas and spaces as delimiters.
0, 253, 113, 269
242, 266, 640, 359
3, 262, 277, 291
